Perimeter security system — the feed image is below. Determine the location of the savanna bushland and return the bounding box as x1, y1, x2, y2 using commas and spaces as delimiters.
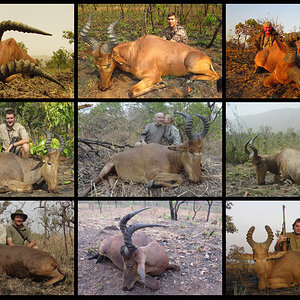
78, 200, 222, 295
0, 102, 74, 197
78, 102, 222, 197
226, 118, 300, 197
0, 201, 74, 295
78, 4, 222, 98
226, 17, 300, 98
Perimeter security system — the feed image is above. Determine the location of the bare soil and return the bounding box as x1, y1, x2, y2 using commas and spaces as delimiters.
0, 160, 74, 197
226, 49, 300, 99
0, 70, 74, 98
77, 203, 222, 295
226, 163, 300, 197
226, 263, 300, 295
78, 46, 222, 99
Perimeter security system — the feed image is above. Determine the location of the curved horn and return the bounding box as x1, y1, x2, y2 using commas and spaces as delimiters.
39, 129, 65, 153
53, 132, 66, 153
264, 225, 274, 248
0, 59, 64, 88
246, 226, 257, 248
193, 113, 210, 140
119, 208, 168, 256
79, 10, 100, 51
244, 138, 251, 155
249, 135, 259, 158
175, 112, 195, 141
284, 32, 300, 88
0, 20, 51, 41
101, 14, 124, 54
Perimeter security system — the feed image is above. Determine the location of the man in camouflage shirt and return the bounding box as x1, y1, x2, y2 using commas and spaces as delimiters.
162, 12, 188, 44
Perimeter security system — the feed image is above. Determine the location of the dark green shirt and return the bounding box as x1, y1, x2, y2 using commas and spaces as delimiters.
6, 224, 34, 246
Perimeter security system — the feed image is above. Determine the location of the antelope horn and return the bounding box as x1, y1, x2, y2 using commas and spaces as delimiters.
193, 113, 210, 140
264, 225, 274, 248
246, 226, 257, 248
101, 14, 124, 54
79, 10, 100, 51
39, 129, 65, 153
175, 112, 195, 141
249, 135, 259, 158
119, 208, 167, 256
0, 20, 51, 41
0, 59, 65, 88
244, 138, 251, 155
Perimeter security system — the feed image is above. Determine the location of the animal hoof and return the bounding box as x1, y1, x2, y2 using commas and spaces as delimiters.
146, 180, 154, 188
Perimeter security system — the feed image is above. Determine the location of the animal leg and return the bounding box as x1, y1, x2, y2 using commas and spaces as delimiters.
141, 274, 160, 291
268, 278, 297, 289
4, 74, 20, 83
263, 73, 280, 87
0, 180, 33, 193
149, 173, 184, 187
43, 269, 65, 286
167, 263, 180, 271
129, 76, 165, 98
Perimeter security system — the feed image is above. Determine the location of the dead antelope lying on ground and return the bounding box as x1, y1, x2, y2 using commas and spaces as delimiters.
81, 112, 209, 197
89, 208, 179, 291
238, 225, 300, 290
254, 32, 300, 88
0, 130, 65, 193
244, 135, 300, 185
0, 245, 65, 286
80, 11, 220, 98
0, 20, 64, 88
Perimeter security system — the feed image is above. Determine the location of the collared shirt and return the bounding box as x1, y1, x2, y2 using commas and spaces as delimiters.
162, 25, 188, 44
0, 224, 6, 245
286, 232, 300, 251
164, 125, 182, 145
0, 122, 29, 150
140, 123, 166, 144
6, 224, 34, 246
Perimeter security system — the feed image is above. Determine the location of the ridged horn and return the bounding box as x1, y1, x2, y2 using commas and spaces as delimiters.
264, 225, 274, 248
119, 208, 168, 257
246, 226, 257, 248
0, 59, 64, 88
39, 129, 65, 153
193, 113, 210, 140
0, 20, 52, 41
79, 10, 100, 51
249, 135, 259, 158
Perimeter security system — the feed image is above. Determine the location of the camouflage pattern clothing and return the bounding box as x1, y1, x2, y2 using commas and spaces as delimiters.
0, 224, 6, 245
0, 122, 29, 152
162, 25, 188, 44
254, 28, 283, 51
164, 125, 182, 145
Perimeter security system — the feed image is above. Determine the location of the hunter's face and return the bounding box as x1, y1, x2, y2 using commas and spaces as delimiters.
294, 222, 300, 235
168, 16, 177, 29
14, 215, 24, 226
264, 25, 271, 34
5, 114, 16, 128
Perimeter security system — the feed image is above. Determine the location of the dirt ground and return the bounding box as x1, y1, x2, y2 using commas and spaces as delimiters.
77, 203, 222, 295
0, 160, 74, 197
226, 263, 300, 295
226, 49, 300, 99
78, 138, 222, 197
226, 163, 300, 197
78, 46, 222, 99
0, 71, 74, 99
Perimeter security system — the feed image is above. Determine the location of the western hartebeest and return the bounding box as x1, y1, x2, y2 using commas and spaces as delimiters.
80, 112, 209, 197
238, 225, 300, 290
0, 245, 65, 286
79, 11, 220, 98
244, 135, 300, 185
254, 32, 300, 88
89, 207, 179, 291
0, 20, 64, 88
0, 130, 65, 193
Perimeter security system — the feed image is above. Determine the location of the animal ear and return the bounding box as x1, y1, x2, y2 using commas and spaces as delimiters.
268, 251, 286, 259
112, 51, 131, 67
168, 144, 187, 152
237, 253, 254, 260
136, 249, 146, 282
30, 160, 44, 171
137, 262, 145, 283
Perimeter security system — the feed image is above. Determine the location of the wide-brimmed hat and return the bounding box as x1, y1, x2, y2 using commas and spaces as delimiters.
11, 209, 28, 222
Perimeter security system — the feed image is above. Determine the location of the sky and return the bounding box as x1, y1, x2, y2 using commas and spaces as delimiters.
226, 201, 300, 254
226, 4, 300, 40
226, 102, 300, 119
0, 4, 74, 56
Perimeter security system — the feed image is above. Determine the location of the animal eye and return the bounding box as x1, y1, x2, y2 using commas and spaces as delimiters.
47, 162, 52, 166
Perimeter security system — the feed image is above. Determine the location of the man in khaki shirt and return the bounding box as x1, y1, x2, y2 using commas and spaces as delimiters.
0, 109, 30, 158
275, 218, 300, 251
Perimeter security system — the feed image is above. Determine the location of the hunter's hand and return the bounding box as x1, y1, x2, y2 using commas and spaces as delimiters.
279, 235, 286, 243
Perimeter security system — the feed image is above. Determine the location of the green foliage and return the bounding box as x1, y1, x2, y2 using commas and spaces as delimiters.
17, 41, 28, 53
46, 48, 74, 69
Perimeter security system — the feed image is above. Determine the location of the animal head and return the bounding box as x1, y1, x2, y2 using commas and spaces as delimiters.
239, 225, 286, 290
119, 208, 167, 291
244, 135, 268, 185
33, 130, 65, 193
80, 10, 126, 91
168, 112, 209, 182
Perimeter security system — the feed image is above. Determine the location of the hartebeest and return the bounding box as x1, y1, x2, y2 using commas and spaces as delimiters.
89, 207, 179, 291
0, 20, 64, 88
244, 135, 300, 185
81, 112, 209, 197
238, 225, 300, 290
79, 11, 220, 98
0, 130, 65, 193
254, 32, 300, 88
0, 245, 65, 286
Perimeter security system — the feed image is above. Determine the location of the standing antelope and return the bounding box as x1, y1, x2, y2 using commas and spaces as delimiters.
89, 207, 179, 291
